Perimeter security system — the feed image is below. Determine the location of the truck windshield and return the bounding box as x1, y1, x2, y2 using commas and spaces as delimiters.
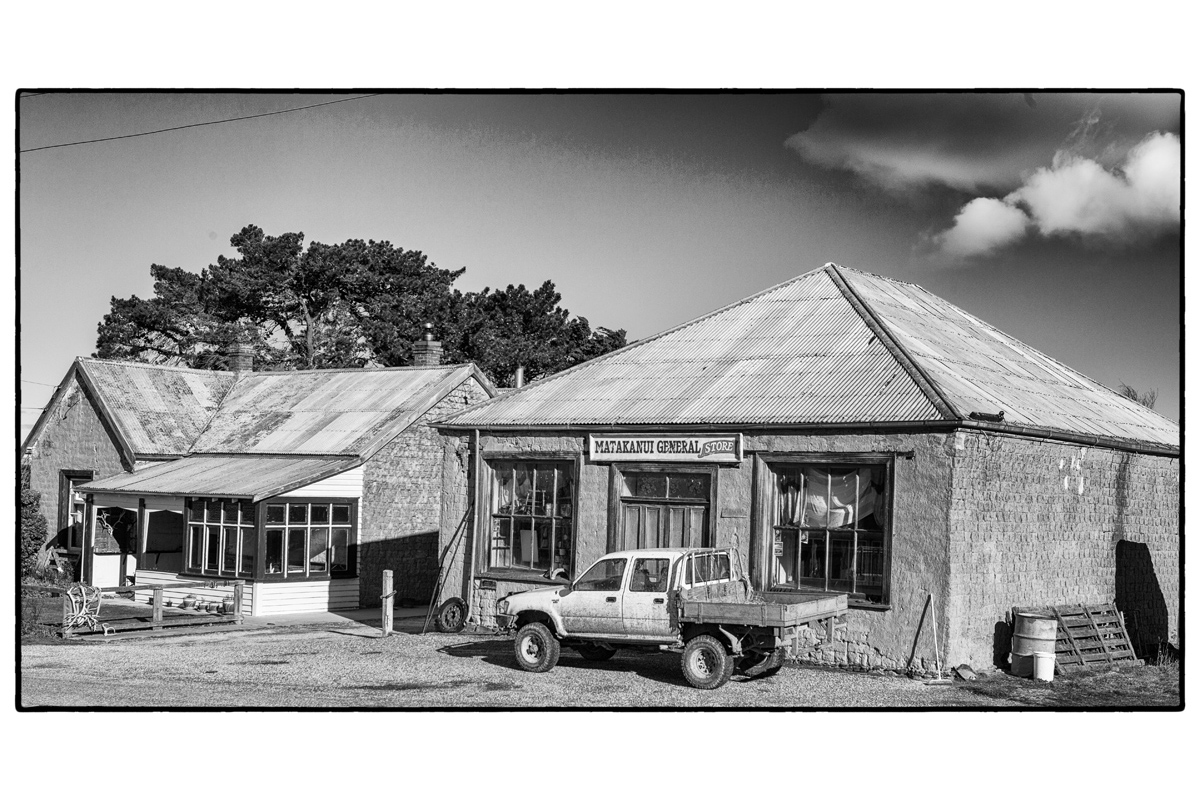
574, 558, 627, 591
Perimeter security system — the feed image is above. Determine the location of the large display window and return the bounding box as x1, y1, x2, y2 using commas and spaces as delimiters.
767, 460, 891, 606
487, 460, 575, 574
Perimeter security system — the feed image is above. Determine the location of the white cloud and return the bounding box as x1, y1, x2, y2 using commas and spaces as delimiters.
935, 198, 1030, 258
1011, 132, 1180, 240
935, 132, 1180, 258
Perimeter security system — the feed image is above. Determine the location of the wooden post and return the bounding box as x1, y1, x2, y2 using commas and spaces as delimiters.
382, 570, 394, 637
152, 586, 163, 630
233, 582, 244, 624
61, 592, 72, 639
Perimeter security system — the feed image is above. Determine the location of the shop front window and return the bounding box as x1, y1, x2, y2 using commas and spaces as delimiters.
186, 498, 256, 578
263, 501, 355, 579
488, 460, 573, 573
770, 463, 890, 606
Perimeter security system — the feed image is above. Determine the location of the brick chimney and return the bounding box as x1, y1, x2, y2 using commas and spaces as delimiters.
411, 323, 442, 367
228, 341, 254, 372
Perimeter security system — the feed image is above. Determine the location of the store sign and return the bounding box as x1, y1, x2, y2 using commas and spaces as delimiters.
588, 433, 743, 463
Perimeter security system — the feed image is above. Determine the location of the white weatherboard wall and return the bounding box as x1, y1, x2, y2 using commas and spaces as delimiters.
255, 465, 364, 616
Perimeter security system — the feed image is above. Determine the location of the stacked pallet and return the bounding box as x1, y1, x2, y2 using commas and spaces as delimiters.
1013, 603, 1140, 674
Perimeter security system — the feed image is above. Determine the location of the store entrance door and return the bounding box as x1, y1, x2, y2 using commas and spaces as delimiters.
620, 502, 707, 550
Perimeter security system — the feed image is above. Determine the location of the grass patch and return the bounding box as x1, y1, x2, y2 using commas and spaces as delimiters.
960, 662, 1179, 708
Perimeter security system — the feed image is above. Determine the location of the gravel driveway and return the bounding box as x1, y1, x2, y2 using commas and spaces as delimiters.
21, 621, 1018, 709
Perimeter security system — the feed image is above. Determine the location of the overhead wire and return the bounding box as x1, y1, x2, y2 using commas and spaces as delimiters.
20, 93, 384, 153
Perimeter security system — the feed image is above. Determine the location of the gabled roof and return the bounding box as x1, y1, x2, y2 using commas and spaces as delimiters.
438, 264, 1177, 454
23, 358, 237, 464
191, 364, 492, 459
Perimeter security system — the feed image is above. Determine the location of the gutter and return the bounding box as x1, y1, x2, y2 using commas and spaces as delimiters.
433, 419, 1178, 458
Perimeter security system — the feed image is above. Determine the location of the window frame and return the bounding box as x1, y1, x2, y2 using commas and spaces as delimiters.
606, 462, 718, 552
482, 457, 578, 578
257, 497, 358, 583
760, 454, 894, 610
180, 496, 358, 582
58, 470, 93, 553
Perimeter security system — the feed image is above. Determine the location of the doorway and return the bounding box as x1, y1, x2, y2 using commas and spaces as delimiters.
614, 469, 712, 551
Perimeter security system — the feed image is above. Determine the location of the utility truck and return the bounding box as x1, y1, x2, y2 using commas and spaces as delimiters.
494, 548, 846, 689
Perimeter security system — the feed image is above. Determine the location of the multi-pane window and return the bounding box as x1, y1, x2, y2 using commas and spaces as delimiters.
186, 498, 257, 578
59, 471, 92, 551
770, 464, 890, 605
618, 469, 711, 550
489, 461, 573, 572
263, 501, 353, 579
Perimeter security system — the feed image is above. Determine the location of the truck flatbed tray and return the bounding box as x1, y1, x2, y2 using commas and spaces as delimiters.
680, 593, 846, 627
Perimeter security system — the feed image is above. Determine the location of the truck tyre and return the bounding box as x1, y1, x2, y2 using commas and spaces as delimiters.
434, 598, 467, 633
514, 622, 560, 673
681, 635, 735, 689
576, 643, 617, 662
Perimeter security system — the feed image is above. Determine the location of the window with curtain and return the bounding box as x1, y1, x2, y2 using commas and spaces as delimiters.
769, 463, 890, 606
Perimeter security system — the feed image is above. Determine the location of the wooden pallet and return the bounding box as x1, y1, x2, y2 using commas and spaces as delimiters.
1013, 602, 1141, 674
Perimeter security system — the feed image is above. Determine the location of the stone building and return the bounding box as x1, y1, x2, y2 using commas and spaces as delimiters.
431, 264, 1179, 671
23, 342, 494, 614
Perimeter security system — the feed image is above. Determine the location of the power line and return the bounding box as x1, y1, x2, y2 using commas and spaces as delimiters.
21, 379, 60, 387
20, 92, 49, 99
20, 93, 383, 153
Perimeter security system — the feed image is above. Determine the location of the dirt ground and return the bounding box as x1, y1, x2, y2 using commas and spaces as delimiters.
18, 617, 1180, 709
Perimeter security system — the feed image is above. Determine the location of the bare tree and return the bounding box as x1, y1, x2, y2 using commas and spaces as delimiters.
1117, 382, 1158, 409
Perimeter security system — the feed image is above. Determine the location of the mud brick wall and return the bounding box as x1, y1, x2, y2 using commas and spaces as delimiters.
946, 431, 1179, 667
360, 378, 490, 607
25, 379, 127, 544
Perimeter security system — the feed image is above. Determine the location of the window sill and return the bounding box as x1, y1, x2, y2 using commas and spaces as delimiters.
479, 568, 567, 585
766, 587, 890, 612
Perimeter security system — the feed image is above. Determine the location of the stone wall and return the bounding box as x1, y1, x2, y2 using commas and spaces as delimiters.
24, 377, 127, 552
947, 431, 1180, 667
360, 378, 490, 607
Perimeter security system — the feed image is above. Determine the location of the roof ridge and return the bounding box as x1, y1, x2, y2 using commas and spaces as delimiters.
78, 356, 238, 377
829, 265, 959, 420
435, 264, 834, 424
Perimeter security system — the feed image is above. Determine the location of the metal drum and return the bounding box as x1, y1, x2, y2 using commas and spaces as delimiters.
1011, 613, 1057, 678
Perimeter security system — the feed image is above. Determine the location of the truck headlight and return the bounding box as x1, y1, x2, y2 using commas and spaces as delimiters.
496, 598, 509, 615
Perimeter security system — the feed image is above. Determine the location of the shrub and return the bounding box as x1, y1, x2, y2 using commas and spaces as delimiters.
19, 465, 50, 578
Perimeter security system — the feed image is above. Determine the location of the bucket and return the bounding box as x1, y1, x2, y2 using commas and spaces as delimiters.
1033, 651, 1055, 682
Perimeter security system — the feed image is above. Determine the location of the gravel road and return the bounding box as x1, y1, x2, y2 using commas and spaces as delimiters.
21, 621, 1018, 709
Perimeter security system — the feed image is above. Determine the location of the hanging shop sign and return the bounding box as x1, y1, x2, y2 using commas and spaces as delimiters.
588, 433, 743, 464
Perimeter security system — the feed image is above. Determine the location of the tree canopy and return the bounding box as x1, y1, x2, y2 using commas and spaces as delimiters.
95, 225, 626, 385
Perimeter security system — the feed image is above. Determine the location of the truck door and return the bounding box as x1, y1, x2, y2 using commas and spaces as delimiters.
622, 556, 675, 639
558, 556, 627, 635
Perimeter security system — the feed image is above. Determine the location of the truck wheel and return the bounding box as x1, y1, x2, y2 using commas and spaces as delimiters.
514, 622, 560, 673
576, 644, 617, 662
681, 635, 735, 689
434, 598, 467, 633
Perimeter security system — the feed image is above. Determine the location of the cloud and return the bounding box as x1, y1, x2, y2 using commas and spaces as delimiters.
935, 198, 1030, 258
934, 131, 1180, 257
787, 93, 1179, 194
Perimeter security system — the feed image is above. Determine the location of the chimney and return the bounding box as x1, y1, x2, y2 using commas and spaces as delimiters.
228, 341, 254, 372
514, 365, 525, 388
411, 323, 442, 367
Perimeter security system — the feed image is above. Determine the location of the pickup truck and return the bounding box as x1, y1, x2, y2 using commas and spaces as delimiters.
494, 547, 847, 689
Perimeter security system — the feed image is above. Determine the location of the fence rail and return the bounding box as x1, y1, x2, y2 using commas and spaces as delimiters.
22, 580, 245, 637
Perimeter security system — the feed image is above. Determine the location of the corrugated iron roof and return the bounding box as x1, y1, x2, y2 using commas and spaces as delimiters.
191, 364, 481, 457
78, 359, 237, 457
439, 267, 944, 428
841, 268, 1179, 448
80, 455, 359, 502
439, 264, 1178, 452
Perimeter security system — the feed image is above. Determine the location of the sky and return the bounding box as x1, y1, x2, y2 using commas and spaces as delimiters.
17, 91, 1181, 437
